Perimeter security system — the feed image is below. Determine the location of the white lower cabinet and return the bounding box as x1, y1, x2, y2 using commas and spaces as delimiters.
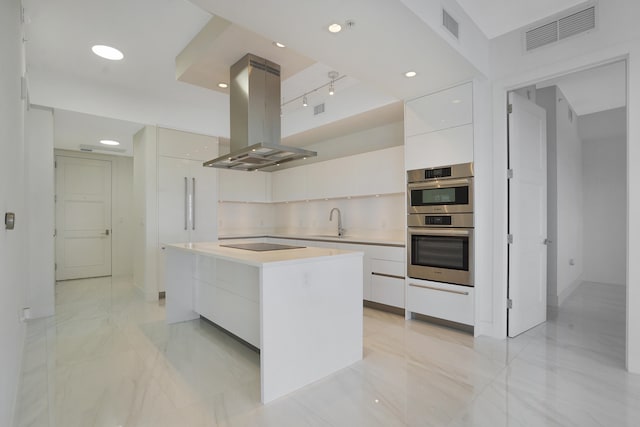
370, 259, 405, 308
194, 255, 260, 347
406, 279, 474, 326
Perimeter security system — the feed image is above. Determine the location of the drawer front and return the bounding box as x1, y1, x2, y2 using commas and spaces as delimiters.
407, 281, 474, 325
371, 274, 405, 308
370, 259, 404, 277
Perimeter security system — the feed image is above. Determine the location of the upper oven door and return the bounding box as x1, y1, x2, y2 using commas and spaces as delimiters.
407, 177, 474, 214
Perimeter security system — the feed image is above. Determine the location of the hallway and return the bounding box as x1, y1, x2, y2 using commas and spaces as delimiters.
15, 277, 639, 426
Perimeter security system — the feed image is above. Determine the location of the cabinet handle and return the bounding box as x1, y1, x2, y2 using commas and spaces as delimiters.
184, 177, 188, 230
409, 283, 469, 295
192, 177, 196, 230
371, 272, 404, 280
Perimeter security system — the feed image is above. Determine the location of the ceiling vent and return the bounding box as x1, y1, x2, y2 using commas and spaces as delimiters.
79, 144, 126, 153
442, 9, 459, 39
525, 5, 596, 52
314, 103, 325, 115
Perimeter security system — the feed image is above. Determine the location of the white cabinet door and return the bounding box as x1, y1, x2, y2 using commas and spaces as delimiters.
405, 82, 472, 137
191, 160, 218, 242
158, 158, 217, 292
353, 147, 404, 196
158, 127, 218, 161
405, 124, 473, 171
219, 169, 270, 202
272, 167, 306, 202
158, 156, 191, 245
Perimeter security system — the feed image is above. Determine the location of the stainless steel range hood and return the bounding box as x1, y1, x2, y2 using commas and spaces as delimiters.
204, 54, 317, 171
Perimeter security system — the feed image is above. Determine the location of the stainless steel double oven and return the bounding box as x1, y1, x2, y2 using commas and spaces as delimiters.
407, 162, 474, 286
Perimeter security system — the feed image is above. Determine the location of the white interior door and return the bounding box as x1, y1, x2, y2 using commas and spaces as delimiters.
55, 156, 112, 280
508, 92, 548, 337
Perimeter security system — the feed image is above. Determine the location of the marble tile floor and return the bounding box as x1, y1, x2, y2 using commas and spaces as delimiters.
14, 278, 639, 427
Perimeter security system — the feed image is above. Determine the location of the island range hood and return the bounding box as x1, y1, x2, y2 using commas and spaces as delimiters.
203, 54, 317, 171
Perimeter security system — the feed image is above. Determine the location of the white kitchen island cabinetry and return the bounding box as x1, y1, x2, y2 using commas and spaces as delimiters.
164, 242, 363, 404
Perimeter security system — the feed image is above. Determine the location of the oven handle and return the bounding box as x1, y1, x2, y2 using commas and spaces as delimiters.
409, 283, 470, 295
407, 177, 472, 190
408, 227, 472, 237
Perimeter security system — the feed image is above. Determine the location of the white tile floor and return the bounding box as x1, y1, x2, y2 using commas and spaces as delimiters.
14, 278, 640, 426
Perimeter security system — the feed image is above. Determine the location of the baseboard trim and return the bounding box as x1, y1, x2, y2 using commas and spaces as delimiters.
363, 300, 405, 316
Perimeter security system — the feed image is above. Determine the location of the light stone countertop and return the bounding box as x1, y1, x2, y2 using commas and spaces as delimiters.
164, 241, 363, 268
218, 233, 405, 247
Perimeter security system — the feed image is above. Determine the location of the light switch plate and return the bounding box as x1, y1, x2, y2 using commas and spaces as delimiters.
5, 212, 15, 230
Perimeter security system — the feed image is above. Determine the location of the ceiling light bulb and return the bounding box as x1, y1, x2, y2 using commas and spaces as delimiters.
303, 95, 308, 107
91, 45, 124, 61
405, 71, 417, 78
100, 139, 120, 146
218, 82, 228, 88
274, 42, 286, 48
329, 82, 335, 96
328, 23, 342, 33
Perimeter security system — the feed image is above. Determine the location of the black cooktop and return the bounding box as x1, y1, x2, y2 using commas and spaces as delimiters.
220, 243, 305, 252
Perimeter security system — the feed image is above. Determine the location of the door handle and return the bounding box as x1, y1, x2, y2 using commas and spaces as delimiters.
184, 177, 188, 231
192, 177, 196, 230
543, 238, 552, 245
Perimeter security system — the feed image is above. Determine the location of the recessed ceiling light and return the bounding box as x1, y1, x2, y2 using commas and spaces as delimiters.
91, 45, 124, 61
328, 23, 342, 33
218, 82, 228, 88
273, 42, 286, 48
100, 139, 120, 146
405, 71, 417, 78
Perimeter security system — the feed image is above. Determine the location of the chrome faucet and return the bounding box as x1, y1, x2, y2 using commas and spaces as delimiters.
329, 207, 344, 237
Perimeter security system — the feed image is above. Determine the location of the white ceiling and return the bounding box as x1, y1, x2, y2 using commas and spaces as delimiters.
456, 0, 590, 39
54, 109, 143, 156
23, 0, 621, 158
537, 61, 627, 116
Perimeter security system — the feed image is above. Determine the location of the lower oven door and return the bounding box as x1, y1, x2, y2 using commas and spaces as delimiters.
407, 227, 474, 286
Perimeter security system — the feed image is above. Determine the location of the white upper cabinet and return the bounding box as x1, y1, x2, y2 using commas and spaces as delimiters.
271, 146, 404, 202
219, 169, 271, 202
405, 82, 473, 138
158, 127, 219, 161
405, 124, 474, 170
271, 167, 307, 202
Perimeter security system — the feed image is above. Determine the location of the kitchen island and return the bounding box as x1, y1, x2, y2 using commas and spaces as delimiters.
163, 241, 363, 403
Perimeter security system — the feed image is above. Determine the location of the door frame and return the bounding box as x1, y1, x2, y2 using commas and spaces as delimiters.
489, 53, 630, 352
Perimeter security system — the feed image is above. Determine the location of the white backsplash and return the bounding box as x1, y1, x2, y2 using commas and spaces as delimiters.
218, 193, 405, 241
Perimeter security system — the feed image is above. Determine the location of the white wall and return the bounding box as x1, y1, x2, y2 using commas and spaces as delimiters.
133, 126, 158, 299
0, 0, 27, 424
25, 106, 55, 318
112, 156, 134, 277
580, 108, 627, 285
488, 0, 640, 372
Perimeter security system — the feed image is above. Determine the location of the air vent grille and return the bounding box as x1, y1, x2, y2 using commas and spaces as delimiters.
526, 21, 558, 51
314, 103, 325, 115
559, 6, 595, 40
442, 9, 459, 39
525, 5, 596, 52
